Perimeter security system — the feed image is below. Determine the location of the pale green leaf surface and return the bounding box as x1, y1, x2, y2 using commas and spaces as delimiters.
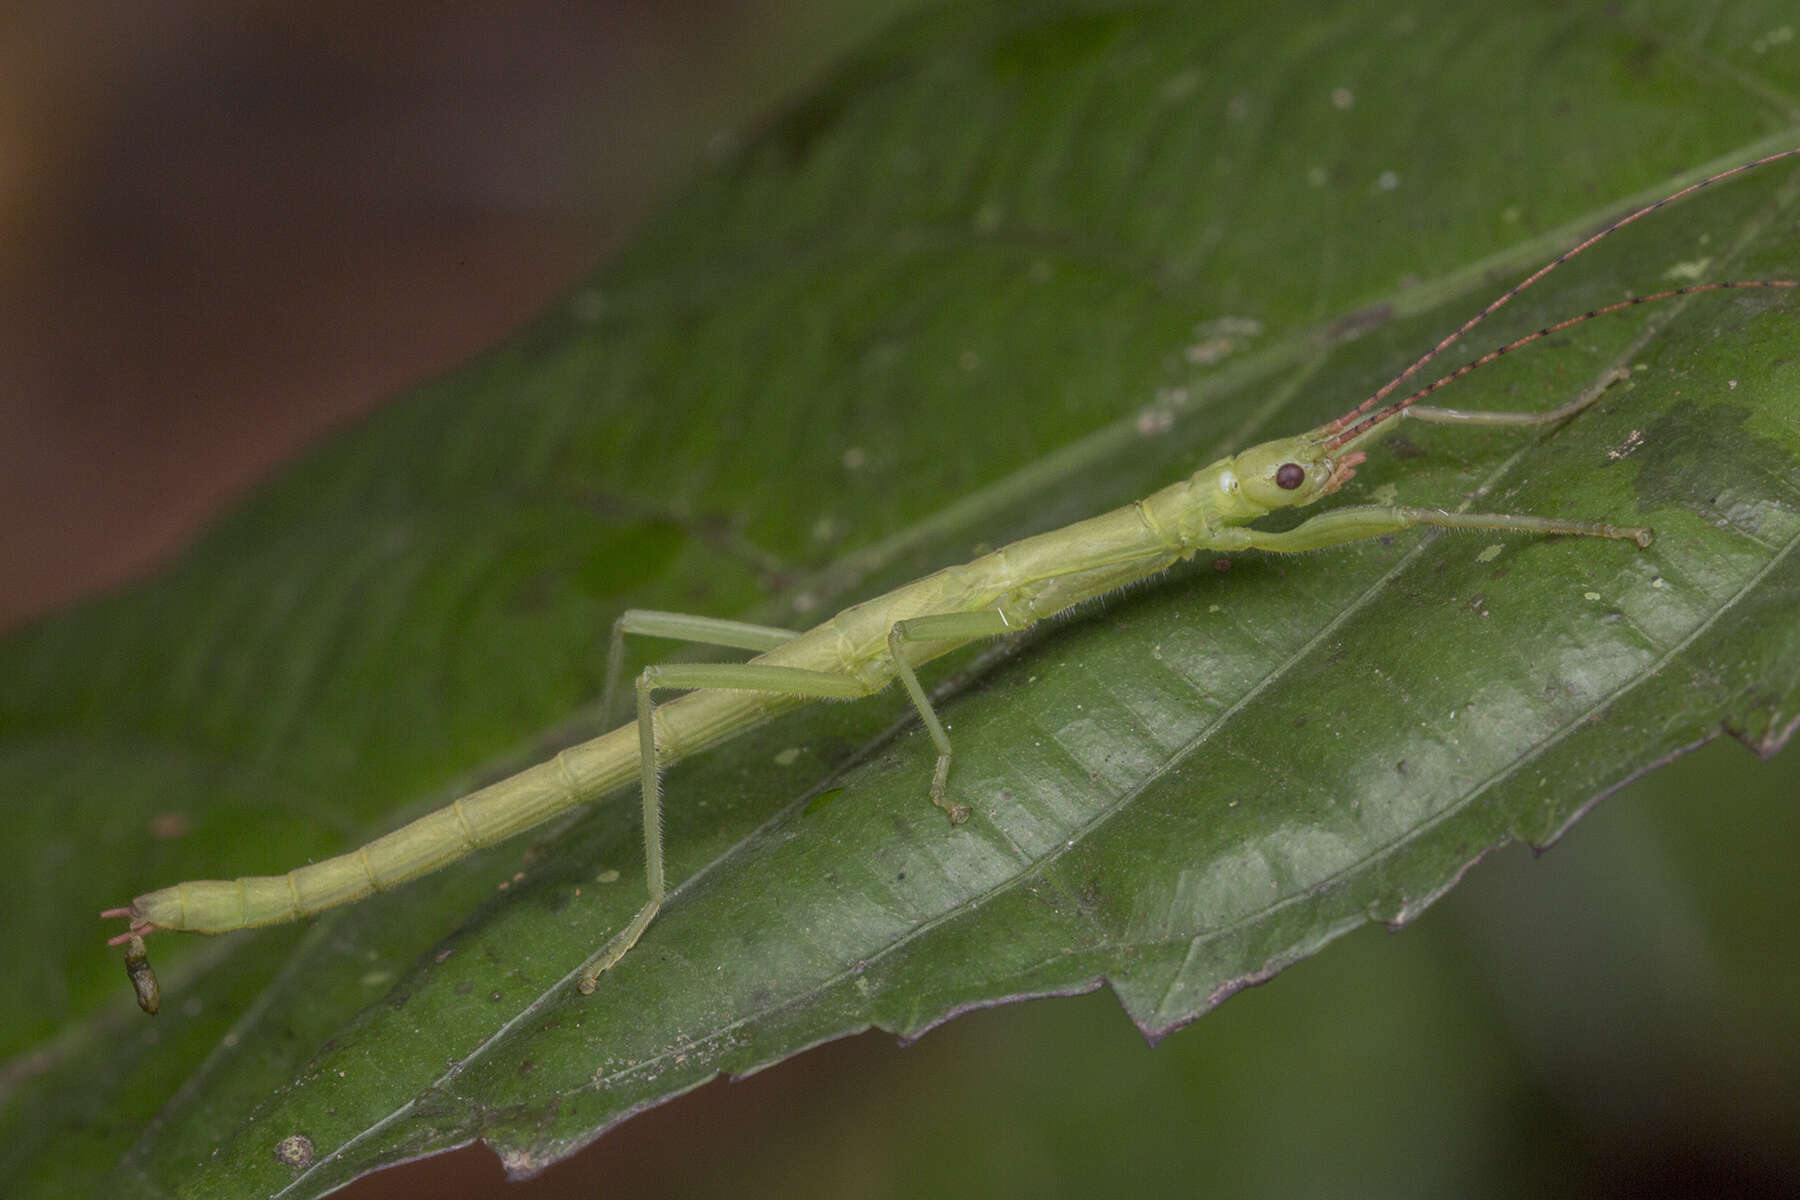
5, 2, 1800, 1196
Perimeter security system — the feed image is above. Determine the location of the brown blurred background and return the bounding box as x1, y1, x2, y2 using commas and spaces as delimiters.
0, 0, 914, 632
5, 6, 926, 1192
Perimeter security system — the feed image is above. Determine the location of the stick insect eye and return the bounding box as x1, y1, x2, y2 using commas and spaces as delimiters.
1274, 463, 1306, 490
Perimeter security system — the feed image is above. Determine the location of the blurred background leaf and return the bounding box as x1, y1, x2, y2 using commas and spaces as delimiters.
3, 1, 1798, 1197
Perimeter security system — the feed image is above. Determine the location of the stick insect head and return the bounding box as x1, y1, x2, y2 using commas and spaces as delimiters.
1227, 428, 1368, 513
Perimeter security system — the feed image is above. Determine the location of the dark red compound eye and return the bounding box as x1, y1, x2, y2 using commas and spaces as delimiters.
1274, 462, 1305, 490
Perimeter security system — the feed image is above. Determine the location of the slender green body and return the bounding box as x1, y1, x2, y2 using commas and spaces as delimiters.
117, 419, 1656, 942
106, 144, 1800, 1012
124, 457, 1257, 934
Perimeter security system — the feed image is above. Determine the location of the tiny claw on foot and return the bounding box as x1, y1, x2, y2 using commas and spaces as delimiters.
573, 899, 660, 996
929, 755, 970, 824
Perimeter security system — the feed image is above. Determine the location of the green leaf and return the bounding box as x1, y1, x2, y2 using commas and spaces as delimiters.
6, 2, 1800, 1196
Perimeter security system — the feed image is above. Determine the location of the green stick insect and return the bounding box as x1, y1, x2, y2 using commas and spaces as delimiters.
107, 148, 1800, 1014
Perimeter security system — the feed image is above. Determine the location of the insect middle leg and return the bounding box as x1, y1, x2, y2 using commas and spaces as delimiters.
884, 560, 1177, 823
885, 609, 1018, 824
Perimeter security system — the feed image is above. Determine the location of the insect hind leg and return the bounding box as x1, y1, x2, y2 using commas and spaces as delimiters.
600, 609, 800, 728
576, 659, 870, 994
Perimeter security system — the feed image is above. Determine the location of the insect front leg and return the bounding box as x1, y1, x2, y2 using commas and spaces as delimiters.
1213, 503, 1652, 554
576, 660, 870, 994
887, 609, 1018, 825
1405, 365, 1633, 429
